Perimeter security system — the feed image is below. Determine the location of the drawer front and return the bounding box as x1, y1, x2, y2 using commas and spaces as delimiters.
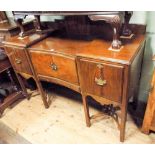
78, 59, 124, 103
30, 51, 79, 85
5, 46, 32, 75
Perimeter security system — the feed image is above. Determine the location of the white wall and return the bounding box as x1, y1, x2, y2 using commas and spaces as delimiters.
130, 12, 155, 102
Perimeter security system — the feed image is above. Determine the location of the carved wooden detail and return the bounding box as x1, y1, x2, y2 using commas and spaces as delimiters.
89, 14, 122, 49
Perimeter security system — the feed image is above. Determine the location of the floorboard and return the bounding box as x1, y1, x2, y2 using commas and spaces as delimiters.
0, 121, 30, 144
0, 85, 155, 144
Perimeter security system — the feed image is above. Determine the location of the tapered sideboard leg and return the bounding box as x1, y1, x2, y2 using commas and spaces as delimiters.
14, 73, 29, 99
120, 103, 128, 142
82, 94, 91, 127
35, 80, 49, 109
120, 65, 129, 142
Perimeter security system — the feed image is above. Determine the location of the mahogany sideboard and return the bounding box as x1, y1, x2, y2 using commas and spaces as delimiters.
3, 30, 145, 142
3, 15, 145, 142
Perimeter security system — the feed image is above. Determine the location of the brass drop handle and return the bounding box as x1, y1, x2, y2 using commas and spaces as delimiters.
15, 58, 22, 64
50, 63, 58, 71
95, 77, 107, 86
94, 63, 106, 86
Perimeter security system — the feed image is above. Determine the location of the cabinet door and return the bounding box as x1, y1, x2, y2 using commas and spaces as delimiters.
5, 46, 32, 75
78, 58, 124, 103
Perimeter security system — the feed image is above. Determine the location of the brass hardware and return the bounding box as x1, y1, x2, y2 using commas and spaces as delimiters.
95, 77, 106, 86
50, 63, 58, 71
15, 58, 22, 64
95, 64, 106, 86
97, 64, 103, 69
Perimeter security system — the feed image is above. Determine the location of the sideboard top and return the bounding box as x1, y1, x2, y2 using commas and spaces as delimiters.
3, 33, 47, 48
28, 35, 145, 65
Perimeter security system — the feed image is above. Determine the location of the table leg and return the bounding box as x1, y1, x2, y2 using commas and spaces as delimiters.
82, 94, 91, 127
14, 72, 29, 100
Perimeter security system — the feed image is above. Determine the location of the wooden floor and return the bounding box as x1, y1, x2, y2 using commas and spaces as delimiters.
0, 86, 155, 144
0, 122, 30, 144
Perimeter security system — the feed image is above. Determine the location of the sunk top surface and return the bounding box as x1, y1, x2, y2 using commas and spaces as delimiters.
29, 35, 145, 65
3, 33, 47, 48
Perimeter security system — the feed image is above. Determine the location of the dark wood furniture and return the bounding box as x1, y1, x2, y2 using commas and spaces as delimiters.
0, 14, 42, 116
13, 11, 134, 50
142, 55, 155, 134
3, 12, 146, 142
3, 34, 49, 108
0, 57, 25, 117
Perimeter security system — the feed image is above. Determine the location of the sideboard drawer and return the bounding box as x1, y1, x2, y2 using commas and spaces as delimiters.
4, 46, 32, 75
78, 59, 124, 103
30, 51, 79, 85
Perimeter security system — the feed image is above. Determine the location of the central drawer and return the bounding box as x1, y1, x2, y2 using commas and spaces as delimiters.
29, 51, 79, 85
